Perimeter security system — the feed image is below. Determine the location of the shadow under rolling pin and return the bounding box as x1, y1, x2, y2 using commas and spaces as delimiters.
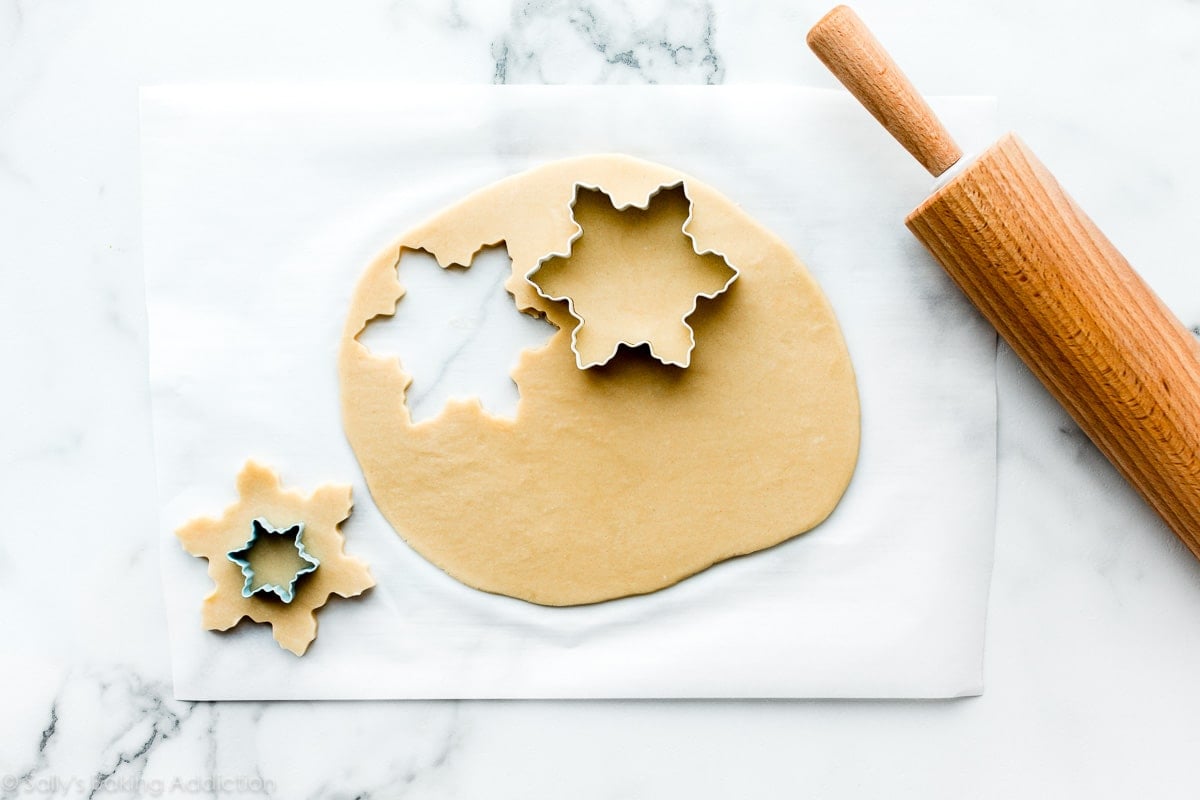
807, 5, 1200, 562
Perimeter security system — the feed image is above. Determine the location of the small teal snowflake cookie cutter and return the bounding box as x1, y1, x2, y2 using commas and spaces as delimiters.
226, 518, 320, 603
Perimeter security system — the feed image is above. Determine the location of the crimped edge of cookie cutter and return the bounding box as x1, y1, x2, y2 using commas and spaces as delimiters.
226, 518, 320, 604
524, 180, 740, 370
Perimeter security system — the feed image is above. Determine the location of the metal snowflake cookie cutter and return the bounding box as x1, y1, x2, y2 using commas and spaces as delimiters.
226, 518, 320, 604
524, 180, 740, 370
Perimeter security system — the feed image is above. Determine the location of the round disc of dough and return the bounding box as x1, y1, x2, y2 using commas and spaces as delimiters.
339, 154, 860, 606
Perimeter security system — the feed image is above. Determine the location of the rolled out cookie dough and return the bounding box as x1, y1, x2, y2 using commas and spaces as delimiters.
339, 154, 860, 606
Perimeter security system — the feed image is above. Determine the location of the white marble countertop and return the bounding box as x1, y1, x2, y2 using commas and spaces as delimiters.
4, 0, 1200, 796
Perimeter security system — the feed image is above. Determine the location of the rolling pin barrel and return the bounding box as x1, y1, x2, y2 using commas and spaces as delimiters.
809, 5, 1200, 559
908, 136, 1200, 558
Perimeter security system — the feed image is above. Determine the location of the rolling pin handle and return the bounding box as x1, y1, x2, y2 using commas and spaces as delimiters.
806, 5, 963, 177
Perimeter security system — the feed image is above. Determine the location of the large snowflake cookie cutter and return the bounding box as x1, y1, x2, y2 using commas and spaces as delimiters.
524, 180, 740, 370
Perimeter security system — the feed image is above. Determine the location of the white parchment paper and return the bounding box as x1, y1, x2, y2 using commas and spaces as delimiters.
142, 85, 998, 699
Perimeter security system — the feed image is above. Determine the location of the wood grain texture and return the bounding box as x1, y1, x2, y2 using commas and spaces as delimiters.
908, 134, 1200, 558
806, 5, 962, 176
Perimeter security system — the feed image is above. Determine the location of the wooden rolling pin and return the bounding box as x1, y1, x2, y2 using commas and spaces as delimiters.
808, 5, 1200, 561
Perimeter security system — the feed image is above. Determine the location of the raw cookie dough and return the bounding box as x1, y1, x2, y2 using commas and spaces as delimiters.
340, 154, 859, 606
176, 461, 374, 655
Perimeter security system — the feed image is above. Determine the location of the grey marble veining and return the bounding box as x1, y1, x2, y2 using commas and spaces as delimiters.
4, 0, 1200, 797
491, 0, 724, 84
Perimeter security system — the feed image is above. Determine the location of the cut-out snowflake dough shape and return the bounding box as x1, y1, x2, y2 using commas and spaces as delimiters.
526, 182, 739, 369
176, 461, 374, 655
